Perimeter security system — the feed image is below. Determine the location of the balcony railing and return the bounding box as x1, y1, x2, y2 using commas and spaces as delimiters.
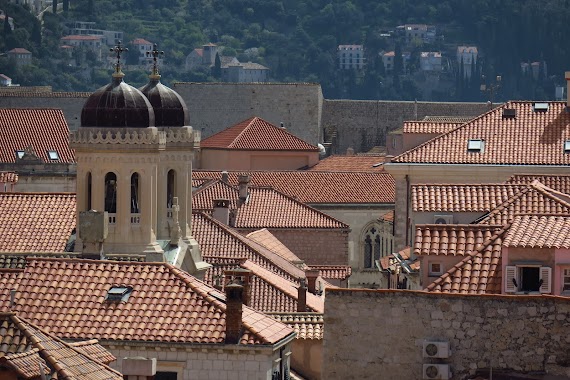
108, 213, 116, 225
130, 213, 141, 224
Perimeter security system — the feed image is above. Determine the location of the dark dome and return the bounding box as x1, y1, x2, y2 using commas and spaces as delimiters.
139, 77, 189, 127
81, 76, 155, 128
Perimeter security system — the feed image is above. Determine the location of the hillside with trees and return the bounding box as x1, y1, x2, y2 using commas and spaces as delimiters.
0, 0, 568, 101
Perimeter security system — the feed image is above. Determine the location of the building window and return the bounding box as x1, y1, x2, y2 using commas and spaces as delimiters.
47, 150, 59, 160
362, 223, 393, 269
428, 262, 443, 276
104, 172, 117, 214
155, 372, 177, 380
167, 169, 176, 209
131, 172, 140, 214
505, 265, 551, 293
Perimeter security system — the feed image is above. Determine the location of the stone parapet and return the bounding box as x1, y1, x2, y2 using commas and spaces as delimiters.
70, 127, 166, 151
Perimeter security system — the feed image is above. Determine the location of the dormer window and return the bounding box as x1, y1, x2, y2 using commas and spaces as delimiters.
47, 150, 59, 160
106, 286, 133, 302
467, 139, 484, 153
15, 150, 24, 159
533, 102, 549, 112
565, 140, 570, 153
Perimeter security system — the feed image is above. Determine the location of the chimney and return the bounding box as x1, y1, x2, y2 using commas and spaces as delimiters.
78, 210, 108, 259
221, 170, 229, 183
297, 278, 307, 312
566, 71, 570, 107
280, 122, 286, 129
122, 357, 156, 380
238, 174, 251, 203
225, 284, 243, 344
346, 147, 355, 156
224, 267, 252, 306
384, 155, 394, 163
212, 199, 230, 224
305, 269, 320, 294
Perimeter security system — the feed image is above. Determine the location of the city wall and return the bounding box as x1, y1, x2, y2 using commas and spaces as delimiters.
323, 289, 570, 380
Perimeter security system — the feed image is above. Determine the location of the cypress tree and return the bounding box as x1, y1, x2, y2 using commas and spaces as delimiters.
63, 0, 69, 12
3, 12, 11, 36
52, 0, 57, 14
212, 52, 221, 78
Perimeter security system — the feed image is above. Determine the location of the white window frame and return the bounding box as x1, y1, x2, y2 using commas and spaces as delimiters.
504, 265, 551, 294
47, 150, 59, 160
428, 262, 443, 277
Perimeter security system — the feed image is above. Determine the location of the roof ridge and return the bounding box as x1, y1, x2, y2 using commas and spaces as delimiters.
474, 184, 534, 224
425, 225, 510, 292
530, 181, 570, 209
392, 102, 511, 162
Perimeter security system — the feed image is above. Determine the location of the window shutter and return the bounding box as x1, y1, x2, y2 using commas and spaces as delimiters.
539, 267, 552, 293
505, 266, 518, 293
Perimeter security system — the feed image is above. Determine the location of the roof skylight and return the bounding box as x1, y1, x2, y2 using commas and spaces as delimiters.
15, 150, 24, 159
467, 139, 484, 153
565, 140, 570, 153
47, 150, 59, 160
106, 286, 133, 302
534, 103, 549, 112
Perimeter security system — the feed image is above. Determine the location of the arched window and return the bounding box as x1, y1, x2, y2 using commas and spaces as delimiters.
104, 172, 117, 214
86, 172, 92, 210
131, 173, 140, 213
362, 222, 394, 269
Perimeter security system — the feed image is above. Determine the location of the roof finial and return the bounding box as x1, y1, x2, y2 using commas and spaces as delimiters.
110, 40, 128, 78
147, 43, 164, 80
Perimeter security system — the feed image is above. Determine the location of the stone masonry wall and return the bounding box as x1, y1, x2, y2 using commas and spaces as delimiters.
263, 229, 350, 266
173, 82, 324, 146
321, 100, 490, 154
323, 289, 570, 380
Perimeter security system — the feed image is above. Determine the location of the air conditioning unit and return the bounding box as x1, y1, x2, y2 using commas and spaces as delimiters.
423, 341, 450, 358
433, 215, 453, 224
423, 364, 451, 379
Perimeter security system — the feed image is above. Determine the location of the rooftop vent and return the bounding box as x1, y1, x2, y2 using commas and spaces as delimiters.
533, 102, 549, 112
467, 139, 484, 153
502, 108, 516, 118
565, 140, 570, 154
106, 286, 133, 302
47, 150, 59, 160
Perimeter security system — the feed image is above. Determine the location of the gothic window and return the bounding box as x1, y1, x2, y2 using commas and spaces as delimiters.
131, 173, 140, 213
362, 222, 394, 269
86, 172, 92, 210
104, 172, 117, 213
167, 169, 176, 208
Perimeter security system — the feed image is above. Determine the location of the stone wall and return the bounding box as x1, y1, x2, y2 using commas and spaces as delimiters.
321, 100, 490, 154
323, 289, 570, 380
173, 82, 324, 146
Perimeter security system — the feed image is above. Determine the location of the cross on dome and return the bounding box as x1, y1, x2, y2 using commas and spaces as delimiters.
110, 40, 128, 78
147, 43, 164, 79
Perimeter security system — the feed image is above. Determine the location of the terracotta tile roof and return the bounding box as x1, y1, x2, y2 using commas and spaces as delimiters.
268, 313, 324, 340
0, 313, 122, 379
381, 210, 394, 222
402, 121, 463, 134
503, 214, 570, 249
412, 184, 524, 212
307, 155, 385, 172
132, 38, 152, 45
0, 109, 75, 163
476, 182, 570, 225
0, 311, 31, 357
193, 180, 349, 229
0, 270, 22, 311
201, 117, 319, 151
203, 257, 324, 313
0, 193, 76, 252
246, 229, 305, 265
69, 339, 116, 365
392, 101, 570, 165
0, 253, 80, 269
193, 170, 395, 204
192, 212, 306, 283
507, 174, 570, 195
3, 258, 294, 346
7, 48, 31, 54
0, 92, 91, 98
0, 172, 17, 184
422, 116, 474, 123
425, 227, 507, 294
414, 224, 504, 256
308, 265, 351, 280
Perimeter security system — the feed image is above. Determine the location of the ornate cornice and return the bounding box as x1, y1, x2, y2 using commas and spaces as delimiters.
70, 128, 166, 149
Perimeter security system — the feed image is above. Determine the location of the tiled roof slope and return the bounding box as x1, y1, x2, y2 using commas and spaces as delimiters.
193, 170, 395, 204
414, 224, 504, 257
0, 172, 17, 183
503, 215, 570, 249
307, 155, 384, 172
425, 227, 507, 294
393, 101, 570, 165
0, 270, 22, 310
403, 120, 463, 134
0, 109, 75, 163
422, 116, 474, 123
0, 313, 122, 379
193, 180, 349, 229
192, 212, 306, 283
309, 265, 351, 280
412, 184, 524, 212
3, 258, 294, 346
507, 174, 570, 195
268, 313, 324, 340
203, 257, 324, 313
0, 253, 80, 269
246, 229, 305, 265
201, 117, 319, 151
69, 339, 116, 365
0, 193, 76, 252
476, 182, 570, 225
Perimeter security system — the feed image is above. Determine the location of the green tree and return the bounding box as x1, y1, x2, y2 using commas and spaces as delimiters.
3, 12, 11, 37
63, 0, 69, 12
